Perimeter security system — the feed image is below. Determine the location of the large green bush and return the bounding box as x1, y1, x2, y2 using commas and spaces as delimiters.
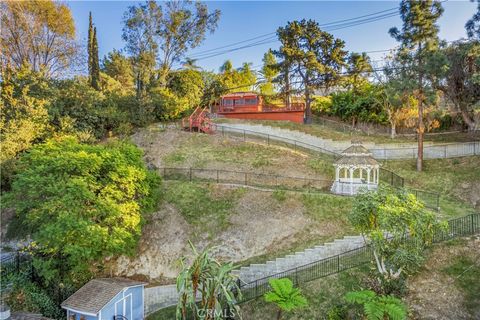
6, 137, 161, 283
328, 85, 388, 125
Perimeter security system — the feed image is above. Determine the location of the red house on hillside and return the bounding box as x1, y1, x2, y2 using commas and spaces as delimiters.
215, 92, 305, 123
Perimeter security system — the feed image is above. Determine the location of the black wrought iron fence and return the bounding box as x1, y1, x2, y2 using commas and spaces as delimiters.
238, 245, 373, 302
0, 251, 33, 278
407, 188, 441, 212
379, 168, 404, 188
160, 167, 333, 192
237, 212, 480, 303
212, 123, 340, 157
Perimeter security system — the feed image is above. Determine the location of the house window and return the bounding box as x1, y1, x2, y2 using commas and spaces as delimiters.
69, 313, 76, 320
245, 98, 257, 105
234, 99, 245, 106
80, 316, 86, 320
223, 99, 233, 106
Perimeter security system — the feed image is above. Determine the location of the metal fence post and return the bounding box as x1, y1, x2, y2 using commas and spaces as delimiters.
163, 167, 166, 176
245, 172, 248, 186
216, 170, 219, 183
243, 130, 246, 141
189, 168, 192, 181
472, 214, 475, 235
267, 134, 270, 145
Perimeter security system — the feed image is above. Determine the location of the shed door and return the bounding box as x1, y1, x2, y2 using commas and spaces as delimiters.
115, 294, 132, 320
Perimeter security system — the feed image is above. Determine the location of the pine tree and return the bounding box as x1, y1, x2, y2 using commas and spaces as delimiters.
389, 0, 443, 172
87, 12, 93, 80
91, 27, 100, 90
466, 0, 480, 39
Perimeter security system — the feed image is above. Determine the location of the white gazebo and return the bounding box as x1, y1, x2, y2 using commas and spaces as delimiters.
331, 140, 380, 195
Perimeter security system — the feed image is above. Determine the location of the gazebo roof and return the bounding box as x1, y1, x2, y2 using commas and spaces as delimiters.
334, 140, 379, 167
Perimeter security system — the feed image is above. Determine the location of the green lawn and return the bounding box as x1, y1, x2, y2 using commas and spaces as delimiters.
163, 181, 246, 237
158, 129, 331, 180
383, 157, 480, 217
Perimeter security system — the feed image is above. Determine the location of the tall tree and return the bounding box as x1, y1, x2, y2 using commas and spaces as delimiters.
156, 1, 220, 86
0, 0, 80, 77
466, 0, 480, 39
102, 49, 135, 90
181, 57, 201, 71
122, 0, 162, 97
275, 19, 348, 123
346, 52, 373, 92
259, 50, 279, 101
389, 0, 443, 172
435, 41, 480, 131
91, 27, 100, 90
88, 12, 94, 80
219, 60, 257, 92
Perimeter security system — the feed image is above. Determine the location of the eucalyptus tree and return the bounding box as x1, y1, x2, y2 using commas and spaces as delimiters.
176, 242, 241, 320
275, 19, 348, 123
123, 1, 220, 94
389, 0, 444, 171
156, 1, 220, 86
122, 0, 161, 97
0, 0, 80, 77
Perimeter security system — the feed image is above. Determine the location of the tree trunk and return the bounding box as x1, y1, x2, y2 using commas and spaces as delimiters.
304, 86, 312, 124
285, 67, 291, 108
459, 107, 478, 131
417, 45, 424, 172
417, 94, 424, 172
390, 121, 396, 139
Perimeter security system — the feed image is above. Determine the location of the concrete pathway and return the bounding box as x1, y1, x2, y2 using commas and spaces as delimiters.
216, 123, 480, 160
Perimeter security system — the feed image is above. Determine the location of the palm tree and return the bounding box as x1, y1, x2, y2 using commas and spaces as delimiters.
345, 290, 407, 320
264, 278, 308, 320
182, 57, 201, 71
176, 241, 241, 320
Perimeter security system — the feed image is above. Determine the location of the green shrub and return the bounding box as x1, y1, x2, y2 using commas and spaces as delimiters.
4, 273, 64, 319
345, 290, 407, 320
5, 136, 161, 283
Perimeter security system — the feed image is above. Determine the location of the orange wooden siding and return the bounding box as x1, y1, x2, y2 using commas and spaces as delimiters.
218, 110, 304, 123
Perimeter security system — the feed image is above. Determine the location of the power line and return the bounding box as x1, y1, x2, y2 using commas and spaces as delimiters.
187, 7, 400, 61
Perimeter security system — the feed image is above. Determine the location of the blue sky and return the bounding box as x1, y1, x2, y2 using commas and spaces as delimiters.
68, 1, 477, 72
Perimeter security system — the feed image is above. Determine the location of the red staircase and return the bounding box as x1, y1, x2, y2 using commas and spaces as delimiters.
181, 106, 214, 134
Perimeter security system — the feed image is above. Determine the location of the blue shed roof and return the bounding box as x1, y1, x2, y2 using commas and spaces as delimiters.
61, 278, 145, 315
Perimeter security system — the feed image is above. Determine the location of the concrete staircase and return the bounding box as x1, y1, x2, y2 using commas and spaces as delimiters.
231, 235, 365, 285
